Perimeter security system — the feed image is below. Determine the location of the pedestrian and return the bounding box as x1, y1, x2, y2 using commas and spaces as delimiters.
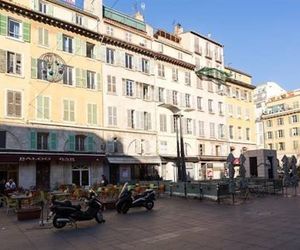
101, 175, 108, 186
5, 178, 16, 191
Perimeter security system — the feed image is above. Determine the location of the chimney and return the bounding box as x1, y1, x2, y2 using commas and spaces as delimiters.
174, 23, 183, 35
134, 11, 144, 22
84, 0, 102, 19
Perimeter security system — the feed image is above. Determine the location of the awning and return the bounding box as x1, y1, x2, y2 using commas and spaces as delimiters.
0, 150, 105, 163
199, 155, 227, 162
107, 156, 161, 165
160, 155, 199, 163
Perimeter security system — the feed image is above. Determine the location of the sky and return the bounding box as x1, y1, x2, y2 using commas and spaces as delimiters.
74, 0, 300, 91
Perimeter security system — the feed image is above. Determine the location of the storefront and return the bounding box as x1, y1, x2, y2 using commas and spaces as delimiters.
0, 151, 105, 190
107, 156, 161, 184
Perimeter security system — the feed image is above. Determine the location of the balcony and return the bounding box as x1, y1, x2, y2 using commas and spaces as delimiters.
196, 67, 231, 82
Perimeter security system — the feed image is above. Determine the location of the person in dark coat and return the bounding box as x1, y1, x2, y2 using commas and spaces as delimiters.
101, 175, 108, 186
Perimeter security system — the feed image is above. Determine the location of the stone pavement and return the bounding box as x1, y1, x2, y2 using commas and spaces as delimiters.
1, 193, 300, 250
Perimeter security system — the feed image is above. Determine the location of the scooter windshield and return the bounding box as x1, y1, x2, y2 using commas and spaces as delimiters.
119, 182, 128, 198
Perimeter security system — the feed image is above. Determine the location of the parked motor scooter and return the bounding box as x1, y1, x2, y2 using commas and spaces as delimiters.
50, 191, 105, 229
115, 183, 155, 214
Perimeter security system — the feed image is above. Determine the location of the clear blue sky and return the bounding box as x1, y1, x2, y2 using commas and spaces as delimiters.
74, 0, 300, 90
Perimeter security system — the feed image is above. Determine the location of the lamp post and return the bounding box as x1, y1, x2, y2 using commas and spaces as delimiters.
174, 114, 182, 181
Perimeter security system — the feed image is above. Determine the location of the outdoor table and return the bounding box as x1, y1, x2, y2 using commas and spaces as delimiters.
10, 194, 33, 209
50, 191, 70, 200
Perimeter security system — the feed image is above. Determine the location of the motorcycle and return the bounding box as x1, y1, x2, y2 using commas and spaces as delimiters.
49, 191, 105, 229
115, 183, 155, 214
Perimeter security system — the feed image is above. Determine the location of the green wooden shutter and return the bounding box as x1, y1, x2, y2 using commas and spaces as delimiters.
57, 33, 63, 50
87, 104, 92, 124
44, 29, 49, 46
81, 40, 86, 57
93, 104, 97, 124
38, 27, 43, 45
75, 68, 81, 87
31, 58, 37, 78
47, 4, 53, 16
23, 22, 31, 42
75, 38, 81, 56
69, 135, 75, 151
44, 96, 50, 119
0, 49, 6, 73
36, 95, 43, 119
50, 132, 57, 150
87, 136, 94, 152
0, 14, 7, 36
82, 69, 87, 88
33, 0, 39, 10
30, 131, 37, 150
97, 73, 101, 91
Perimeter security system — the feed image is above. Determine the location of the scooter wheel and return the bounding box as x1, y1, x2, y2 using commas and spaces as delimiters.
53, 216, 66, 229
145, 200, 154, 211
95, 211, 104, 223
121, 203, 129, 214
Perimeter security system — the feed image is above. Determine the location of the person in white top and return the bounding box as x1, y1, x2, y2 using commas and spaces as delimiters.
5, 179, 16, 191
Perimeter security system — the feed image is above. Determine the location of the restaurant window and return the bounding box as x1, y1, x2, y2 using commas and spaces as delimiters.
37, 132, 48, 150
75, 135, 85, 151
0, 131, 6, 148
72, 165, 89, 187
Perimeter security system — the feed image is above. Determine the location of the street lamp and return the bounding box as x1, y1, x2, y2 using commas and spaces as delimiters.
159, 103, 193, 182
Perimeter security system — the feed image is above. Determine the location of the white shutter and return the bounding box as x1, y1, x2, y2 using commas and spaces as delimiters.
180, 93, 185, 107
113, 107, 117, 126
140, 112, 145, 130
166, 90, 171, 104
122, 79, 126, 96
148, 113, 152, 130
108, 106, 112, 125
127, 109, 132, 128
193, 119, 196, 135
135, 140, 142, 154
150, 60, 155, 75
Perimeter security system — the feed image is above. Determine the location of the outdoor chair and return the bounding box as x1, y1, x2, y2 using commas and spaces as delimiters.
4, 196, 18, 214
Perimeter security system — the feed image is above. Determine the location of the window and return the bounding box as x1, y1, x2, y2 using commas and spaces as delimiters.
229, 125, 234, 139
194, 37, 200, 53
218, 102, 223, 115
185, 72, 191, 85
36, 95, 50, 120
291, 115, 298, 123
199, 144, 205, 155
195, 57, 201, 70
125, 32, 132, 42
197, 97, 203, 111
293, 140, 298, 150
143, 84, 150, 100
141, 59, 149, 73
0, 131, 6, 148
106, 26, 114, 36
246, 128, 250, 140
127, 110, 135, 128
278, 129, 284, 138
63, 35, 73, 53
144, 112, 152, 130
267, 131, 273, 139
268, 144, 273, 149
87, 104, 97, 125
158, 63, 165, 77
39, 1, 47, 14
198, 121, 204, 137
37, 132, 48, 150
7, 90, 21, 117
238, 127, 242, 140
37, 59, 47, 80
245, 108, 250, 120
185, 94, 191, 108
197, 78, 203, 89
291, 127, 299, 136
87, 71, 96, 89
160, 141, 167, 154
209, 123, 215, 138
293, 101, 299, 109
279, 142, 285, 151
125, 53, 133, 69
75, 14, 83, 26
187, 118, 192, 134
106, 48, 115, 64
159, 87, 165, 102
8, 18, 21, 39
75, 135, 85, 151
172, 68, 178, 82
208, 82, 213, 92
125, 79, 134, 97
218, 124, 225, 139
63, 100, 75, 122
38, 28, 49, 47
277, 118, 284, 126
172, 91, 178, 105
107, 75, 116, 94
266, 120, 272, 127
178, 52, 183, 60
208, 99, 213, 113
72, 166, 89, 186
237, 106, 242, 118
228, 104, 233, 116
108, 106, 117, 126
236, 88, 240, 99
86, 42, 95, 59
63, 66, 73, 85
160, 114, 167, 132
7, 52, 22, 75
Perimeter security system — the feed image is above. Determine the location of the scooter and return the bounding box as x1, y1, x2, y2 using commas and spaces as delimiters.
115, 183, 155, 214
49, 191, 105, 229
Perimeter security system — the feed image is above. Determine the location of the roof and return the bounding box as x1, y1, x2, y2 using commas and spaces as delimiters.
188, 31, 223, 47
225, 66, 252, 78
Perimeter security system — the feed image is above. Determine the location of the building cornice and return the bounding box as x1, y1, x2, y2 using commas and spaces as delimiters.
226, 78, 256, 90
261, 108, 300, 120
225, 66, 252, 77
0, 0, 195, 70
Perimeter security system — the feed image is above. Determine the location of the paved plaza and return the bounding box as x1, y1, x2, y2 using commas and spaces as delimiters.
1, 193, 300, 250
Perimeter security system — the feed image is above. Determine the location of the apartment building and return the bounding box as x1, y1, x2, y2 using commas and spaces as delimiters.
225, 67, 256, 155
0, 0, 105, 189
261, 90, 300, 161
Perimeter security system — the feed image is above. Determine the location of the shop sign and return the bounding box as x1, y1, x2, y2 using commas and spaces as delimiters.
19, 156, 51, 162
59, 157, 75, 162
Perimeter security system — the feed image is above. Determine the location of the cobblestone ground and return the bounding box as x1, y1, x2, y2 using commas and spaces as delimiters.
1, 191, 300, 250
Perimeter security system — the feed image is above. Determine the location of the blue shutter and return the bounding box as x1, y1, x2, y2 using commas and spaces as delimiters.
30, 131, 37, 150
50, 132, 57, 150
87, 136, 94, 152
69, 135, 75, 151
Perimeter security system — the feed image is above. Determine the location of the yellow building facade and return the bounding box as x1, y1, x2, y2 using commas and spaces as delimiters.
225, 67, 256, 155
262, 90, 300, 161
0, 0, 104, 189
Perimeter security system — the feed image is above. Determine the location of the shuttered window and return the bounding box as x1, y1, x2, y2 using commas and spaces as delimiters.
107, 75, 116, 94
7, 52, 22, 75
36, 95, 50, 120
159, 114, 167, 132
7, 90, 22, 117
108, 106, 117, 126
87, 104, 97, 125
63, 100, 75, 122
38, 27, 49, 46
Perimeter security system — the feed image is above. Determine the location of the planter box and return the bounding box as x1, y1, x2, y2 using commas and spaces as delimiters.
17, 207, 41, 221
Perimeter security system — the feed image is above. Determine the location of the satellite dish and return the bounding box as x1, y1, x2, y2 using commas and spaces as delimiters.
141, 2, 146, 11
